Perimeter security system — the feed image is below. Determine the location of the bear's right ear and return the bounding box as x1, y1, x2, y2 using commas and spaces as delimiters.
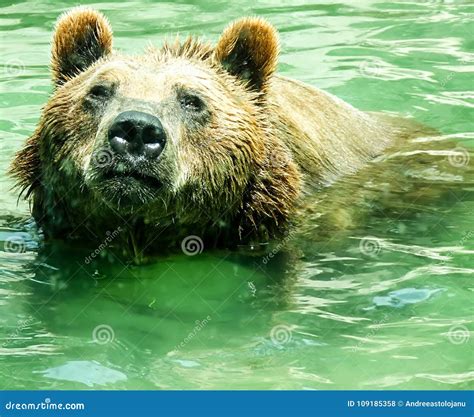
51, 7, 113, 86
214, 18, 279, 94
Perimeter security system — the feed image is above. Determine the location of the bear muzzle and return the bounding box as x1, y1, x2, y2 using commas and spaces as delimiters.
108, 111, 166, 160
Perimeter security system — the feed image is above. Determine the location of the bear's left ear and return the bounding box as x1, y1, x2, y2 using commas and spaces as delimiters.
214, 18, 279, 94
51, 7, 113, 86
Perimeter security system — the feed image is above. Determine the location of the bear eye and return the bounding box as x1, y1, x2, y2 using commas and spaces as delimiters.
179, 93, 205, 112
88, 84, 113, 100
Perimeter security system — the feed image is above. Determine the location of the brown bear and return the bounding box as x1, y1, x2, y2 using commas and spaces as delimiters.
10, 7, 432, 258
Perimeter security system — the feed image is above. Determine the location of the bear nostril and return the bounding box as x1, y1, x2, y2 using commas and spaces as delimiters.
109, 120, 139, 153
109, 135, 128, 155
118, 120, 137, 143
142, 125, 164, 144
142, 125, 166, 158
107, 111, 166, 158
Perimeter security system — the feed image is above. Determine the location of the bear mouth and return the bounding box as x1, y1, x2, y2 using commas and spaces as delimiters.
95, 169, 164, 207
102, 171, 162, 189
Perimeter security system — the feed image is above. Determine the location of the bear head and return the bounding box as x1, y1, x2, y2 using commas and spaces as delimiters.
12, 7, 301, 248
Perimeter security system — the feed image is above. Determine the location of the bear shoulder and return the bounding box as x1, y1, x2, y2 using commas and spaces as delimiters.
267, 75, 396, 186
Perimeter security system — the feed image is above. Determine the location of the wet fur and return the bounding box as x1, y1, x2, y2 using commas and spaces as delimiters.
10, 7, 437, 258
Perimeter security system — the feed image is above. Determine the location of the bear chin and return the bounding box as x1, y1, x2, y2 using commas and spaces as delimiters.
94, 173, 163, 207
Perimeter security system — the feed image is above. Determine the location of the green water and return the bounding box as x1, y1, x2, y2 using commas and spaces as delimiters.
1, 0, 473, 390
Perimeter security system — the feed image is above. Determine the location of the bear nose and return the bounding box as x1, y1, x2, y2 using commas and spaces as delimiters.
108, 111, 166, 158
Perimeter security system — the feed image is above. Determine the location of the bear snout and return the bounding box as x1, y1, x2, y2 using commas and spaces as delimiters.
108, 111, 166, 160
